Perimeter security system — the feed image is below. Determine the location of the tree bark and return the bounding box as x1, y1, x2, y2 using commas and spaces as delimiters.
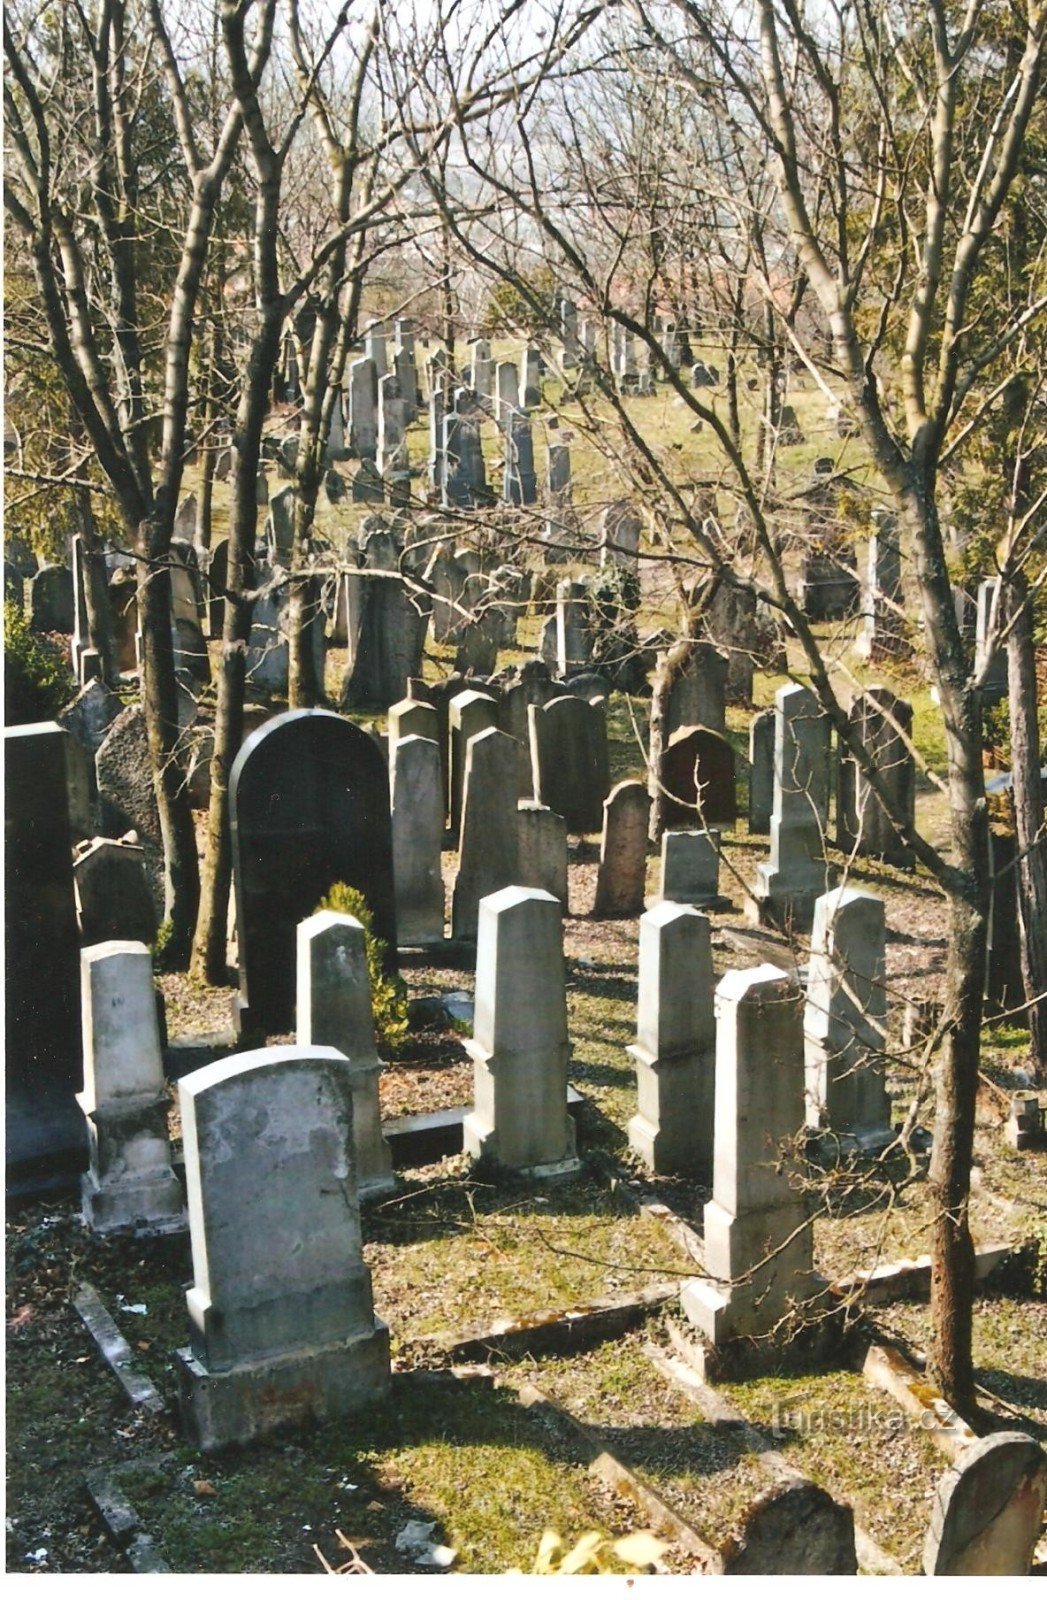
1004, 572, 1047, 1078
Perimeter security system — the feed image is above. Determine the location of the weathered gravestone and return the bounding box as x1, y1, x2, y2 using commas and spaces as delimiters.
529, 694, 609, 834
230, 710, 397, 1039
592, 779, 649, 917
30, 563, 75, 633
297, 912, 395, 1195
659, 725, 737, 829
516, 801, 569, 909
628, 903, 715, 1178
448, 688, 499, 838
924, 1432, 1047, 1576
723, 1481, 857, 1575
175, 1046, 391, 1450
499, 662, 563, 799
681, 965, 823, 1366
58, 680, 123, 793
77, 941, 183, 1236
95, 704, 165, 917
555, 579, 591, 679
659, 829, 723, 909
836, 688, 915, 868
463, 887, 579, 1174
750, 684, 834, 932
748, 708, 775, 834
5, 723, 83, 1098
74, 836, 158, 947
390, 735, 444, 945
665, 643, 728, 737
804, 888, 891, 1146
452, 727, 520, 940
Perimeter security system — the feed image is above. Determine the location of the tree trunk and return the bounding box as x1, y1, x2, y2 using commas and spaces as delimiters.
135, 531, 200, 962
1004, 572, 1047, 1078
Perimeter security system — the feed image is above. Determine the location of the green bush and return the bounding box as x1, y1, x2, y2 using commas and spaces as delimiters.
313, 882, 410, 1051
4, 599, 75, 724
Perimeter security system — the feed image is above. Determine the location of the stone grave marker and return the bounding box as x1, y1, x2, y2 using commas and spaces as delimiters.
659, 725, 737, 829
804, 887, 891, 1146
77, 940, 183, 1235
628, 903, 715, 1177
463, 887, 578, 1173
723, 1481, 857, 1575
296, 912, 395, 1195
390, 734, 444, 945
230, 710, 397, 1038
95, 704, 164, 915
836, 688, 915, 868
592, 779, 649, 917
750, 684, 834, 932
452, 727, 519, 940
665, 643, 727, 736
924, 1432, 1047, 1575
175, 1045, 391, 1450
659, 829, 723, 909
448, 688, 499, 837
30, 563, 75, 633
517, 801, 569, 908
748, 708, 774, 834
529, 694, 609, 834
74, 836, 158, 947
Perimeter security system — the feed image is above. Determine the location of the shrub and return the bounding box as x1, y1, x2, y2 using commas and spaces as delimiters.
313, 881, 410, 1051
4, 599, 75, 724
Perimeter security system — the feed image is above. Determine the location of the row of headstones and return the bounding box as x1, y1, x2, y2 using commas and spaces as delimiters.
70, 920, 1047, 1567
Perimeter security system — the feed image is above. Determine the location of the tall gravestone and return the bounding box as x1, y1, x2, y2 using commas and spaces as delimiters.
665, 643, 727, 736
750, 685, 833, 932
555, 579, 591, 678
856, 511, 907, 661
77, 941, 183, 1235
348, 356, 378, 460
452, 728, 519, 940
516, 802, 569, 908
448, 688, 499, 837
924, 1433, 1047, 1576
230, 710, 397, 1039
499, 662, 562, 798
530, 694, 609, 834
628, 904, 715, 1177
94, 704, 165, 916
297, 912, 395, 1195
592, 779, 649, 917
463, 887, 578, 1173
390, 734, 445, 945
681, 965, 821, 1366
974, 578, 1008, 703
748, 708, 775, 834
836, 688, 915, 868
175, 1046, 391, 1449
804, 888, 891, 1145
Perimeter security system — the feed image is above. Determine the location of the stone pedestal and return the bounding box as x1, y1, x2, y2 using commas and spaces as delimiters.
804, 888, 891, 1146
296, 913, 395, 1196
463, 888, 578, 1174
175, 1045, 390, 1450
627, 904, 715, 1177
77, 942, 184, 1236
681, 966, 823, 1365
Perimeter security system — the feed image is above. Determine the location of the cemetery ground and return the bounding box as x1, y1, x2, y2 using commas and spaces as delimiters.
8, 638, 1047, 1576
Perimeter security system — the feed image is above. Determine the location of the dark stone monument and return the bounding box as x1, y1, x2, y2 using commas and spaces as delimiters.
5, 723, 85, 1189
529, 694, 609, 834
95, 704, 165, 916
230, 710, 397, 1039
660, 725, 737, 829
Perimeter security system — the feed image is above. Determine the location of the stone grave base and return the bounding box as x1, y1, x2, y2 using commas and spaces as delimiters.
674, 1287, 842, 1381
80, 1170, 186, 1238
745, 875, 826, 935
175, 1317, 391, 1451
806, 1125, 897, 1165
647, 893, 734, 915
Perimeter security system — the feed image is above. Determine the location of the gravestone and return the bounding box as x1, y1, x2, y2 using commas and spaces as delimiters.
681, 965, 822, 1362
804, 888, 891, 1145
5, 723, 83, 1096
659, 829, 722, 909
452, 728, 520, 940
230, 710, 397, 1039
986, 830, 1024, 1019
245, 582, 290, 694
348, 357, 378, 459
448, 688, 499, 837
443, 389, 487, 508
390, 735, 444, 945
296, 912, 395, 1195
856, 512, 907, 660
267, 486, 296, 563
175, 1046, 390, 1450
341, 531, 428, 710
748, 708, 775, 834
504, 411, 538, 505
427, 386, 446, 496
424, 543, 469, 643
924, 1433, 1047, 1575
364, 321, 388, 377
705, 583, 758, 703
659, 725, 737, 829
750, 685, 834, 932
462, 887, 578, 1173
555, 579, 591, 678
665, 644, 727, 736
77, 940, 183, 1235
974, 578, 1007, 703
394, 344, 418, 424
58, 679, 122, 776
470, 337, 495, 403
107, 567, 139, 672
516, 801, 569, 908
592, 779, 649, 917
628, 903, 715, 1178
95, 705, 164, 915
724, 1481, 857, 1575
778, 404, 804, 444
30, 563, 75, 633
530, 694, 609, 834
352, 459, 384, 504
600, 502, 641, 575
388, 696, 439, 747
500, 662, 562, 797
520, 346, 542, 408
836, 688, 915, 868
74, 836, 158, 947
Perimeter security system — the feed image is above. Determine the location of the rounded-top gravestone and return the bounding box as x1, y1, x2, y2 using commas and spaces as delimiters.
923, 1432, 1047, 1576
230, 709, 396, 1039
